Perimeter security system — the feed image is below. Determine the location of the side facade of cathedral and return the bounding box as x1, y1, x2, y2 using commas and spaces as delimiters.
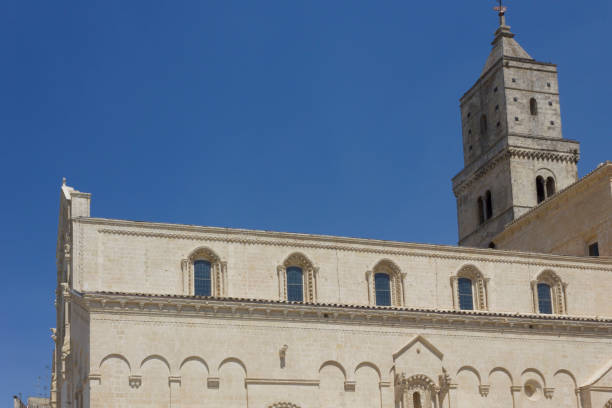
51, 14, 612, 408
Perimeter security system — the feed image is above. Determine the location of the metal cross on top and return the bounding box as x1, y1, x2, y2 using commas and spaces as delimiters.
494, 0, 507, 15
493, 0, 508, 26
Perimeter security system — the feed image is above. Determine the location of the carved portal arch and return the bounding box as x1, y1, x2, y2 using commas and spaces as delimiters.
181, 247, 227, 296
531, 270, 567, 314
450, 265, 489, 311
277, 252, 318, 302
366, 259, 406, 307
396, 373, 439, 408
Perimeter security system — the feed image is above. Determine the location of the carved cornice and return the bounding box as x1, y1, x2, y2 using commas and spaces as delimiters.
89, 225, 612, 272
453, 147, 579, 197
72, 290, 612, 336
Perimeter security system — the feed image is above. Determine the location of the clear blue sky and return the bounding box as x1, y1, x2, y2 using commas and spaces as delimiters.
1, 0, 611, 401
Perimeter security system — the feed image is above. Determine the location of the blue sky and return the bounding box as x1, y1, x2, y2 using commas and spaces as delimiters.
1, 0, 611, 401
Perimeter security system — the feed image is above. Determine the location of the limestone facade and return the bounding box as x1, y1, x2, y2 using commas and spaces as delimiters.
52, 182, 612, 408
494, 162, 612, 257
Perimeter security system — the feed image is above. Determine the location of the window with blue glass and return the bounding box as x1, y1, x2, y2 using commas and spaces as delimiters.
194, 260, 212, 296
286, 266, 304, 302
537, 283, 553, 314
458, 277, 474, 310
374, 273, 392, 306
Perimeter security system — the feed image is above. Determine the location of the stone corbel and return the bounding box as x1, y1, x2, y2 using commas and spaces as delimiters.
543, 387, 554, 399
207, 377, 220, 389
168, 376, 181, 386
87, 374, 101, 386
129, 375, 142, 389
344, 381, 356, 392
479, 384, 490, 397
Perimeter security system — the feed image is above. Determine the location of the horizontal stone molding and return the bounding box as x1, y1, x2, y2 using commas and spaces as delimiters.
72, 290, 612, 337
245, 378, 319, 386
86, 225, 612, 272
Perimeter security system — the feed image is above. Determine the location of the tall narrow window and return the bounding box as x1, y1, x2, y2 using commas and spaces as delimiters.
589, 242, 600, 257
286, 266, 304, 302
374, 273, 391, 306
537, 283, 553, 314
485, 190, 493, 219
457, 278, 474, 310
413, 392, 422, 408
546, 177, 556, 197
536, 176, 546, 203
194, 260, 212, 296
530, 98, 538, 115
477, 197, 485, 225
480, 114, 488, 136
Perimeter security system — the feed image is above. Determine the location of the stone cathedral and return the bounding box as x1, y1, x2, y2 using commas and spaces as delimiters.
51, 10, 611, 408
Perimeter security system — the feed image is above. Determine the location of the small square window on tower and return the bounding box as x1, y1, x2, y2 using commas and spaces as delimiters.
588, 242, 600, 257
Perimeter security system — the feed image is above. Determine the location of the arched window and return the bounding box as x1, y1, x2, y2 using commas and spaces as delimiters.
366, 260, 405, 307
485, 190, 493, 219
457, 277, 474, 310
194, 260, 212, 296
413, 392, 422, 408
374, 273, 391, 306
477, 197, 485, 225
537, 283, 552, 314
480, 114, 488, 136
546, 177, 556, 197
181, 247, 227, 297
536, 176, 546, 204
451, 265, 488, 311
286, 267, 304, 302
530, 98, 538, 115
277, 253, 318, 302
531, 270, 567, 315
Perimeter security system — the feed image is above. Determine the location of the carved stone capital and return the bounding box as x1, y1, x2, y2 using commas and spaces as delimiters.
543, 387, 554, 399
344, 381, 356, 392
129, 375, 142, 389
479, 384, 490, 397
207, 377, 220, 389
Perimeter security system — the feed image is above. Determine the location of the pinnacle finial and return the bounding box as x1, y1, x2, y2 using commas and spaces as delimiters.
62, 177, 67, 186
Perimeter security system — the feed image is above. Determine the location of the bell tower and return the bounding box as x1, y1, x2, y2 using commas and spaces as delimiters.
452, 7, 580, 248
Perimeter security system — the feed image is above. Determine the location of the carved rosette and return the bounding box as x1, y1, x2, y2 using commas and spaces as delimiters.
531, 270, 567, 314
181, 247, 227, 297
450, 265, 489, 311
366, 259, 405, 307
277, 253, 318, 302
